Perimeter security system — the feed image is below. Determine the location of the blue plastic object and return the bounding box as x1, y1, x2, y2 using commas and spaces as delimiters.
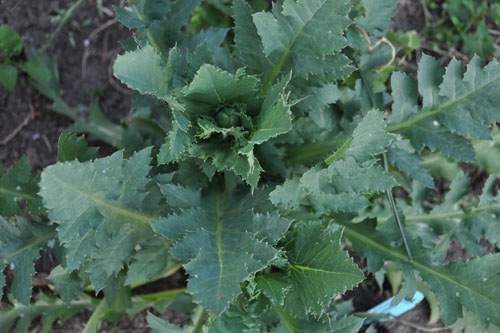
365, 291, 425, 324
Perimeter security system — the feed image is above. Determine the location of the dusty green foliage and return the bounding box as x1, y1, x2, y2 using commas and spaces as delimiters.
422, 0, 500, 59
1, 0, 499, 332
0, 24, 23, 91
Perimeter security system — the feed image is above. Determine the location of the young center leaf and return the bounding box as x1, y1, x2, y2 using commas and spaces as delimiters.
153, 185, 291, 315
158, 65, 292, 187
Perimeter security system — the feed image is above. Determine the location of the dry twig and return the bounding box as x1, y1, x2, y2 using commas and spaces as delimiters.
0, 105, 36, 145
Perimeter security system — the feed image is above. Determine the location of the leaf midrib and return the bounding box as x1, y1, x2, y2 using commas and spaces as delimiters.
0, 186, 40, 202
342, 226, 498, 306
292, 263, 362, 278
387, 74, 500, 133
405, 203, 500, 222
1, 229, 56, 262
49, 176, 155, 225
263, 0, 327, 91
215, 189, 225, 305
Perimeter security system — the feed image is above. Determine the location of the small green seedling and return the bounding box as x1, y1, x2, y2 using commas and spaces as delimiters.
0, 24, 24, 91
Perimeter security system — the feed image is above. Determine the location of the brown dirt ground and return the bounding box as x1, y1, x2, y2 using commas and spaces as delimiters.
0, 0, 130, 170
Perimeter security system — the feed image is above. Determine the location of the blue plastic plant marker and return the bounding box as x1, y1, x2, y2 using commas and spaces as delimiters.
364, 291, 424, 324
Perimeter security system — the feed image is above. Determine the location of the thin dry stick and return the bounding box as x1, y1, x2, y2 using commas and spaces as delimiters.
42, 134, 53, 153
81, 18, 118, 78
0, 105, 36, 145
358, 28, 396, 73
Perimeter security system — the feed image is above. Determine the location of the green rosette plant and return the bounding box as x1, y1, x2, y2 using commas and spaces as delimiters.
1, 0, 499, 332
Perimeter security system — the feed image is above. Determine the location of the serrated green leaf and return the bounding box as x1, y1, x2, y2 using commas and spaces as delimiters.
113, 6, 144, 29
57, 133, 98, 162
404, 172, 500, 250
474, 125, 500, 176
269, 177, 304, 210
48, 266, 84, 303
388, 55, 500, 160
153, 187, 291, 314
0, 157, 43, 216
388, 72, 419, 124
0, 217, 56, 304
388, 139, 435, 188
302, 84, 342, 129
147, 312, 185, 333
249, 74, 292, 144
422, 254, 500, 326
143, 0, 173, 21
325, 109, 393, 164
327, 158, 396, 194
283, 223, 363, 317
208, 294, 273, 332
159, 183, 201, 210
343, 222, 500, 327
189, 142, 264, 188
125, 235, 177, 286
86, 225, 138, 292
160, 0, 201, 45
406, 120, 476, 161
256, 273, 291, 306
0, 24, 23, 56
356, 0, 397, 36
346, 110, 393, 162
329, 315, 366, 333
182, 65, 260, 113
40, 148, 158, 291
0, 63, 18, 91
157, 123, 193, 164
273, 110, 396, 215
233, 0, 273, 73
114, 45, 172, 100
253, 0, 351, 82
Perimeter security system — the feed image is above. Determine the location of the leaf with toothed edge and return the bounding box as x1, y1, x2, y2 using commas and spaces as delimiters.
0, 157, 43, 216
388, 55, 500, 161
0, 217, 56, 304
343, 221, 500, 328
152, 186, 291, 314
252, 0, 352, 81
39, 148, 159, 292
282, 222, 363, 317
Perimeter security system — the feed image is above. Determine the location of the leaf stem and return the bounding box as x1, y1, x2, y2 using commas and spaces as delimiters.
285, 134, 348, 166
386, 74, 500, 133
274, 305, 299, 333
83, 298, 107, 333
384, 153, 413, 261
190, 306, 207, 333
405, 203, 500, 222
